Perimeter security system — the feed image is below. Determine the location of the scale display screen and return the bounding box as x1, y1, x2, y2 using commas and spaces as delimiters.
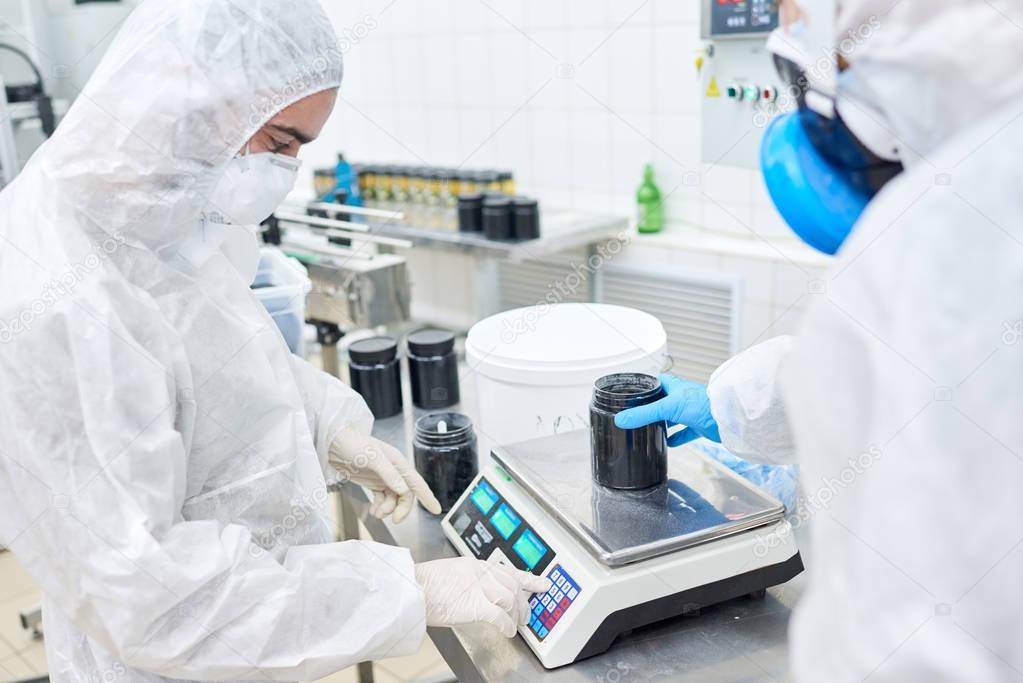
513, 529, 548, 570
450, 477, 555, 575
490, 503, 521, 540
470, 479, 499, 514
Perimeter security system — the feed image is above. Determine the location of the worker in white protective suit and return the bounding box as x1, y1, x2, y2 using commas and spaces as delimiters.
0, 1, 549, 681
618, 0, 1023, 679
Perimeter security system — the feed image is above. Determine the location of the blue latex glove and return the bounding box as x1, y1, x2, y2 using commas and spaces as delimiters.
692, 440, 800, 512
614, 374, 722, 447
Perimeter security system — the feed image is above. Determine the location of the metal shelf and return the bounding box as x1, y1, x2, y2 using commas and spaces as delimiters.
349, 207, 629, 261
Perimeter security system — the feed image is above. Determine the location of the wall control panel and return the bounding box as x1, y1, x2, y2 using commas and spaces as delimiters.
699, 0, 787, 170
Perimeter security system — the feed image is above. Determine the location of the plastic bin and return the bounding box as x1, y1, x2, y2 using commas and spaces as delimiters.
251, 247, 312, 356
465, 304, 667, 454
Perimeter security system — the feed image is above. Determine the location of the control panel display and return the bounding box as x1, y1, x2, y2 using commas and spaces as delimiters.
529, 565, 581, 641
491, 503, 521, 540
470, 479, 499, 514
512, 529, 548, 570
450, 478, 555, 575
708, 0, 778, 37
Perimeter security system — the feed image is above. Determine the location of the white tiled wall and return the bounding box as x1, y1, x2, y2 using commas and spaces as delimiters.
297, 0, 833, 350
306, 0, 737, 228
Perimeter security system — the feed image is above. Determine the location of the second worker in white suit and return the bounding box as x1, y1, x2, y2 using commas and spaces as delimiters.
618, 0, 1023, 679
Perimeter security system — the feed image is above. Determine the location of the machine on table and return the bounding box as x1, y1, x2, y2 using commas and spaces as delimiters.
442, 429, 802, 670
268, 205, 413, 377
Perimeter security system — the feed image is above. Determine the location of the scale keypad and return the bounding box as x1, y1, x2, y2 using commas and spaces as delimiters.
528, 565, 580, 641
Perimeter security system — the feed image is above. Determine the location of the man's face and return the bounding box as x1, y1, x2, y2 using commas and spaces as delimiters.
245, 87, 338, 157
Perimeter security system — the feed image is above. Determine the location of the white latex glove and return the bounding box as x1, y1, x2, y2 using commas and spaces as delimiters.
415, 558, 553, 637
328, 430, 442, 522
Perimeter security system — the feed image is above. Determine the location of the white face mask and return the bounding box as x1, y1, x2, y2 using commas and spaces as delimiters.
206, 147, 302, 226
218, 223, 263, 284
195, 147, 301, 282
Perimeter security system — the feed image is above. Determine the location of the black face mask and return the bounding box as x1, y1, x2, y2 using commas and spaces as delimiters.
772, 54, 904, 199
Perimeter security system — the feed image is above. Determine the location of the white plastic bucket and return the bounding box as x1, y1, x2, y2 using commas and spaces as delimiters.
252, 247, 312, 356
465, 303, 667, 451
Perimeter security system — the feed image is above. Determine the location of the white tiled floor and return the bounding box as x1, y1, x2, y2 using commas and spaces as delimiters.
0, 550, 46, 681
0, 546, 451, 683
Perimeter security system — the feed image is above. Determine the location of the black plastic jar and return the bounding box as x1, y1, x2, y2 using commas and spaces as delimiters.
589, 373, 668, 490
413, 412, 479, 513
457, 192, 484, 232
348, 336, 403, 419
482, 195, 513, 240
407, 328, 460, 409
512, 196, 540, 240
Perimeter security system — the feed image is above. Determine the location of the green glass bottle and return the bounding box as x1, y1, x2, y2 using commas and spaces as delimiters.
636, 163, 663, 233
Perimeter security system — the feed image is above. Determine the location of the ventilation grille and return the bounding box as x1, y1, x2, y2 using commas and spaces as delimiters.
598, 265, 738, 383
496, 251, 594, 311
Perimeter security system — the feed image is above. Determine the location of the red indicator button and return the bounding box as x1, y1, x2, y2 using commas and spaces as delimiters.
553, 607, 564, 619
544, 615, 555, 627
560, 597, 570, 610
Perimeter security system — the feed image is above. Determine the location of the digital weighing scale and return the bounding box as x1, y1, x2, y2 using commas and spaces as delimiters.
441, 430, 803, 669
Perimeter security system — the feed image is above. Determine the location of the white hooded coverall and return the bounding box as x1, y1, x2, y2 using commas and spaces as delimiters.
0, 1, 426, 681
707, 1, 1023, 680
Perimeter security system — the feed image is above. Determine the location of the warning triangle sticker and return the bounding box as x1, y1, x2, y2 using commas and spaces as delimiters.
706, 76, 721, 98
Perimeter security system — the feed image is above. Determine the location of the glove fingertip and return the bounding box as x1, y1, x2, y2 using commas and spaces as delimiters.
614, 409, 641, 429
659, 373, 681, 388
522, 574, 552, 593
421, 494, 443, 515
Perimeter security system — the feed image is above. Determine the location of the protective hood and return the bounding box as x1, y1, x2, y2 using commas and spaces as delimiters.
33, 0, 341, 255
833, 0, 1023, 167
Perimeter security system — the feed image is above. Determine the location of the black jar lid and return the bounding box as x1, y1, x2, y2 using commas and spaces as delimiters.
407, 328, 455, 356
458, 191, 483, 206
483, 195, 512, 209
349, 336, 398, 364
513, 196, 538, 210
497, 170, 514, 180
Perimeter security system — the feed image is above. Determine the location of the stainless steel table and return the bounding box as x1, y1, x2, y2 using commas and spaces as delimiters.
346, 208, 628, 263
335, 396, 807, 683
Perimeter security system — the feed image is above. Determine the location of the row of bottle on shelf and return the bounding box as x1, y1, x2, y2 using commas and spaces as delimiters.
314, 156, 540, 240
315, 159, 515, 206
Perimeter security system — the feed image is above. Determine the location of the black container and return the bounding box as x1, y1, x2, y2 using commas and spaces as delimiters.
414, 412, 479, 513
512, 196, 540, 240
407, 328, 460, 409
457, 192, 484, 232
482, 195, 513, 240
589, 373, 668, 490
348, 336, 403, 418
